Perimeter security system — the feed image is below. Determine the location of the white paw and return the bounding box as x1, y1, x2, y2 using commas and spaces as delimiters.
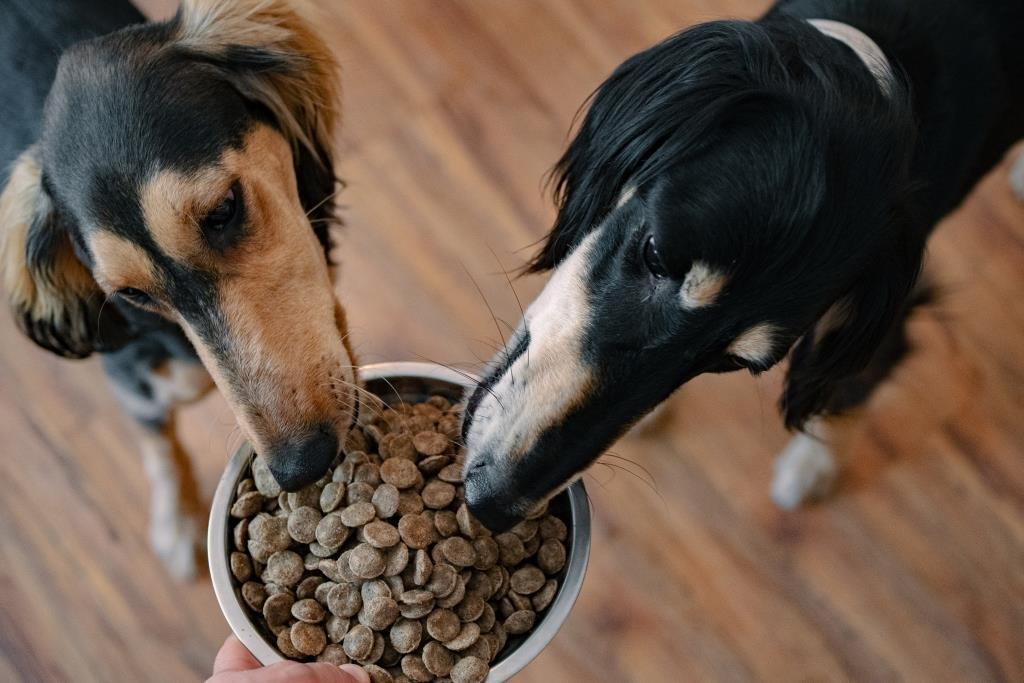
1011, 152, 1024, 202
150, 510, 203, 581
771, 432, 838, 510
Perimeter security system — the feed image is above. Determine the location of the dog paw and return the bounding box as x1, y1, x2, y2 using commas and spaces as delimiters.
1011, 151, 1024, 202
150, 509, 205, 581
771, 432, 838, 510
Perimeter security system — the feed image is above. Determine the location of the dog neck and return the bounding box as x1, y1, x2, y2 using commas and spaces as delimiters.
808, 19, 893, 97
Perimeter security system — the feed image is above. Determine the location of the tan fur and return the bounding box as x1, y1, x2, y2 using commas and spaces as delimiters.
89, 231, 159, 295
727, 322, 778, 363
170, 125, 355, 450
0, 148, 101, 342
175, 0, 341, 168
679, 261, 728, 309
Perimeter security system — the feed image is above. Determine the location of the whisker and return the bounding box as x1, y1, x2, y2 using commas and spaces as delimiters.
486, 244, 530, 369
459, 260, 513, 384
409, 353, 504, 410
603, 451, 657, 487
596, 459, 667, 507
305, 185, 343, 218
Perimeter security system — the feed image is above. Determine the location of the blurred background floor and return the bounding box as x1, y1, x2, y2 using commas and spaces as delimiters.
2, 0, 1023, 681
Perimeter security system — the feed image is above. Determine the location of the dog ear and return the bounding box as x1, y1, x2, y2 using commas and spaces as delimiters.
0, 148, 123, 358
175, 0, 341, 251
780, 204, 927, 429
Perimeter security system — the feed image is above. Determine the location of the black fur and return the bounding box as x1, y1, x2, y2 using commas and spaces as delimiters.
465, 0, 1024, 526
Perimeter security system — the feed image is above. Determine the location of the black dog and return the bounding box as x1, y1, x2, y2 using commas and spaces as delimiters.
0, 0, 356, 577
462, 0, 1024, 530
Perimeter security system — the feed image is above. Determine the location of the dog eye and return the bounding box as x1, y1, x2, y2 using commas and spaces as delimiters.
117, 288, 152, 306
643, 235, 669, 278
203, 185, 238, 232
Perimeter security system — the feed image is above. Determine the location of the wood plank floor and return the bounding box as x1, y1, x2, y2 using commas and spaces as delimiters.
2, 1, 1022, 681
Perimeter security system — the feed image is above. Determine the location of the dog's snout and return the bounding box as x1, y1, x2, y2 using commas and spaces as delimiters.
463, 457, 521, 532
265, 425, 339, 491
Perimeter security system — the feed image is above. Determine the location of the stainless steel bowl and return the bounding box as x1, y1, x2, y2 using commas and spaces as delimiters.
209, 361, 591, 682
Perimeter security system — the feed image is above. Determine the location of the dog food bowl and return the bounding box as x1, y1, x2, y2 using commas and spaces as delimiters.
209, 361, 591, 681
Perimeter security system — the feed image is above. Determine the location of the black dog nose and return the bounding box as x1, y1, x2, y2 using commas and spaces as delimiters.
265, 426, 339, 491
463, 460, 522, 533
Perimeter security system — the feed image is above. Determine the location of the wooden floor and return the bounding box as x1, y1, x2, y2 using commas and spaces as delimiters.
2, 1, 1022, 681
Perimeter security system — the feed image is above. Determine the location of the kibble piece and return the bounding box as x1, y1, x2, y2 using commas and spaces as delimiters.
320, 482, 345, 513
384, 575, 405, 598
341, 500, 377, 527
396, 490, 425, 516
441, 537, 476, 568
398, 514, 436, 549
380, 432, 416, 461
233, 518, 249, 552
263, 592, 294, 627
362, 580, 392, 602
251, 515, 292, 554
444, 622, 481, 651
433, 510, 459, 537
508, 590, 532, 612
343, 624, 374, 661
532, 579, 558, 612
347, 481, 376, 504
288, 484, 321, 511
349, 543, 386, 579
382, 543, 409, 577
465, 572, 493, 601
292, 598, 326, 623
538, 538, 567, 574
510, 565, 546, 595
523, 533, 541, 557
317, 643, 350, 665
471, 537, 499, 571
297, 576, 324, 600
380, 458, 422, 490
230, 552, 253, 582
475, 603, 496, 633
426, 563, 458, 598
277, 629, 305, 659
264, 551, 304, 587
241, 581, 267, 611
315, 512, 350, 550
287, 506, 322, 544
291, 621, 327, 656
326, 614, 351, 643
277, 492, 292, 514
421, 641, 454, 677
327, 583, 362, 618
539, 514, 567, 541
315, 580, 337, 604
236, 477, 256, 496
265, 583, 294, 598
355, 462, 382, 485
303, 553, 322, 572
438, 464, 463, 484
400, 655, 433, 683
426, 609, 461, 642
372, 484, 400, 519
503, 609, 536, 635
309, 541, 334, 559
412, 549, 433, 586
231, 491, 264, 518
363, 664, 394, 683
450, 656, 488, 683
412, 431, 448, 456
389, 618, 422, 654
421, 480, 456, 509
456, 594, 485, 623
494, 532, 527, 566
363, 520, 401, 548
455, 504, 485, 539
418, 455, 450, 475
361, 631, 386, 664
360, 595, 400, 631
252, 456, 282, 497
437, 575, 467, 609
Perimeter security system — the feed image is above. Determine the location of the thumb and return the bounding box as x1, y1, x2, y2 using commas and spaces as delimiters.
211, 635, 261, 674
273, 662, 370, 683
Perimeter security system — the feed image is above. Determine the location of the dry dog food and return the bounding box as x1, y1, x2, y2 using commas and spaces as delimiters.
228, 396, 569, 682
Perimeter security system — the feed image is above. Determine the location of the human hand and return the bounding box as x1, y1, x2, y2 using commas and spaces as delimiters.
207, 635, 370, 683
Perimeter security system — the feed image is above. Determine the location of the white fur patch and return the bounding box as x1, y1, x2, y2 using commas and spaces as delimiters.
727, 322, 777, 363
464, 231, 600, 496
139, 429, 201, 580
679, 261, 727, 309
771, 425, 838, 509
615, 185, 637, 208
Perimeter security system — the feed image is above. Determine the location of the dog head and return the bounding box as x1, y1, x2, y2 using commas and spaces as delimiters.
462, 19, 924, 529
0, 0, 355, 489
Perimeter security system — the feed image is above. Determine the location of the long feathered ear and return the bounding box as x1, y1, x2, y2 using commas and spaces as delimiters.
0, 148, 123, 358
174, 0, 341, 248
780, 203, 927, 429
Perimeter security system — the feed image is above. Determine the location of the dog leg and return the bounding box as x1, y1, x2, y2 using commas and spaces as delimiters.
102, 340, 212, 579
1011, 150, 1024, 202
771, 420, 838, 509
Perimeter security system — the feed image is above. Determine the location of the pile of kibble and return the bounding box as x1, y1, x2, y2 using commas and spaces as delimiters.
227, 396, 569, 683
